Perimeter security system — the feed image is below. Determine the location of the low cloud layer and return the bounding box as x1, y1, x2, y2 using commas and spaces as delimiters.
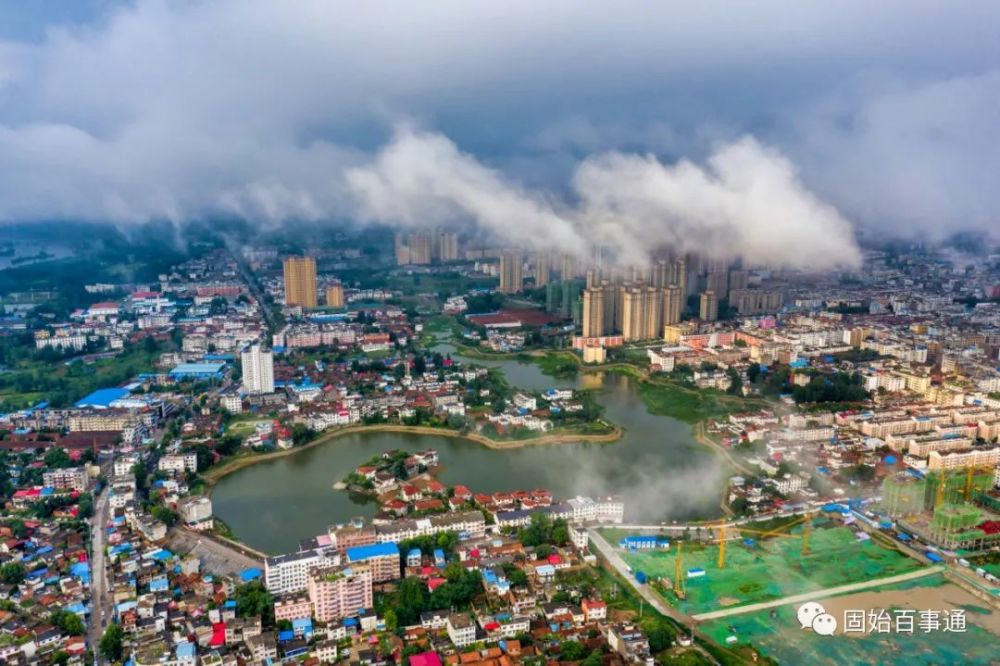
0, 0, 997, 255
349, 128, 861, 269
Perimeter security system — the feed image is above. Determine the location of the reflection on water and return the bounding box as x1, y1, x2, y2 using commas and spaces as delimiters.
212, 342, 725, 553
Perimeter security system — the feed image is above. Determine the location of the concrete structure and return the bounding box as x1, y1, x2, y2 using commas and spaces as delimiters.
499, 251, 523, 294
241, 343, 275, 395
265, 548, 340, 595
699, 290, 719, 322
325, 284, 345, 308
283, 256, 318, 308
42, 466, 88, 492
307, 565, 373, 623
345, 542, 401, 582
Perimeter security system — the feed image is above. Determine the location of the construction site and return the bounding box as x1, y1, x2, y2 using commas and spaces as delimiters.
612, 514, 923, 616
881, 465, 1000, 552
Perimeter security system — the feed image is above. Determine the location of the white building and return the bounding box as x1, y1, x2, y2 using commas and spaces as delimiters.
158, 452, 198, 474
241, 343, 275, 395
178, 496, 213, 530
42, 467, 88, 492
446, 614, 477, 648
264, 549, 340, 595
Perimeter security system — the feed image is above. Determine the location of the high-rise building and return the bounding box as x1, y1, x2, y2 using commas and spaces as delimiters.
307, 565, 373, 623
642, 286, 663, 339
283, 256, 318, 308
408, 232, 433, 265
560, 254, 577, 280
394, 233, 411, 265
728, 270, 749, 293
534, 252, 551, 287
499, 251, 523, 294
582, 287, 606, 337
620, 288, 643, 341
706, 270, 729, 299
668, 257, 688, 297
729, 289, 783, 315
325, 284, 345, 309
699, 290, 719, 322
438, 232, 459, 261
241, 343, 274, 395
663, 285, 683, 327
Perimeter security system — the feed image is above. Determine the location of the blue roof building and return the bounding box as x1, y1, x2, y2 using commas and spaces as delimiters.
75, 387, 130, 409
346, 542, 399, 562
169, 362, 226, 379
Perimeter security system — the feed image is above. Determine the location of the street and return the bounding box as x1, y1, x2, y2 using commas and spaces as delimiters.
87, 483, 112, 661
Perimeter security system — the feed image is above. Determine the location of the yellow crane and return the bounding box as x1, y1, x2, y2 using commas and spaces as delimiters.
717, 521, 727, 569
715, 514, 813, 569
673, 541, 686, 600
935, 469, 948, 508
801, 513, 813, 555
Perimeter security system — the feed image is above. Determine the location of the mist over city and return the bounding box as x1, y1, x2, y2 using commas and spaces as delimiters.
1, 2, 1000, 665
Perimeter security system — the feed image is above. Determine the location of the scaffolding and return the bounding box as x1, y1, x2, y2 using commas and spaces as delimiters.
929, 503, 982, 547
881, 474, 926, 517
924, 467, 993, 510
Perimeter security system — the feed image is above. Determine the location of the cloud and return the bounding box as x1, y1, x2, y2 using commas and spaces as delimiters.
346, 126, 588, 257
348, 127, 861, 270
573, 137, 862, 268
0, 0, 995, 252
789, 70, 1000, 240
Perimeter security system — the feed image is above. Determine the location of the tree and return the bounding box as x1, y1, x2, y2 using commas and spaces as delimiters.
100, 623, 124, 662
43, 447, 72, 469
0, 563, 24, 585
234, 581, 275, 625
151, 506, 179, 526
559, 641, 588, 661
726, 368, 743, 396
49, 610, 85, 636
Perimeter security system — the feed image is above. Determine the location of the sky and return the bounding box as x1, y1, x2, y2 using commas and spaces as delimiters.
0, 1, 997, 268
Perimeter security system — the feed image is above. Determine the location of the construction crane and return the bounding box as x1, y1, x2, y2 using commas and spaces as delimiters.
935, 469, 948, 508
801, 513, 813, 555
713, 514, 812, 569
673, 541, 686, 600
717, 521, 727, 569
963, 463, 994, 501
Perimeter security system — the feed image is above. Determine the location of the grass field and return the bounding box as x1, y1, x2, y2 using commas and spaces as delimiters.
630, 376, 767, 424
699, 574, 1000, 665
615, 525, 925, 615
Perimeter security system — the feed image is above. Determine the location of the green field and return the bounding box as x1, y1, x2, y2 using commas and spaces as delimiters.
615, 525, 925, 615
699, 575, 1000, 665
631, 376, 766, 424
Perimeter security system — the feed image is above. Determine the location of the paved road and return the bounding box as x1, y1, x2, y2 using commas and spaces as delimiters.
691, 566, 944, 621
87, 486, 112, 660
588, 527, 692, 626
168, 528, 264, 577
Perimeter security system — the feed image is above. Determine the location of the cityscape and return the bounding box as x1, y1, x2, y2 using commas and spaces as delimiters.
0, 2, 999, 666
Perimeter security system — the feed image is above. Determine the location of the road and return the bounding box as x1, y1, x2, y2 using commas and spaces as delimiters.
588, 527, 692, 626
693, 421, 753, 477
691, 566, 944, 621
87, 485, 112, 661
231, 250, 277, 333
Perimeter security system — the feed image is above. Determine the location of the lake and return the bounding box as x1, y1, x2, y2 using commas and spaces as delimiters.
211, 342, 727, 553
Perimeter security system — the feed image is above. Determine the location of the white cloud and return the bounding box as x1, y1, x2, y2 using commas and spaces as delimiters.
348, 128, 861, 270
